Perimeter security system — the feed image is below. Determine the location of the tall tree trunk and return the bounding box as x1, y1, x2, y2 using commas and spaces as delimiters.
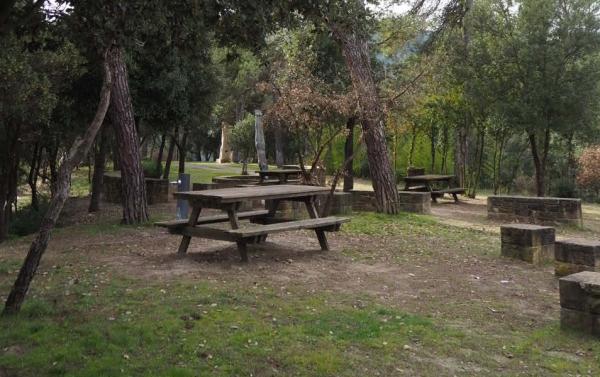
178, 131, 188, 174
3, 55, 112, 315
343, 117, 355, 192
528, 127, 550, 197
254, 110, 268, 171
88, 123, 109, 212
430, 123, 437, 173
28, 142, 41, 211
456, 0, 474, 187
274, 122, 285, 168
0, 124, 20, 242
107, 45, 148, 224
156, 133, 166, 172
331, 27, 398, 213
163, 128, 178, 180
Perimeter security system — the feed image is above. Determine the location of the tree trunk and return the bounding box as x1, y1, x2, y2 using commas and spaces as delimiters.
331, 26, 398, 213
528, 128, 550, 197
456, 0, 473, 188
163, 128, 178, 180
156, 133, 166, 172
254, 110, 268, 171
430, 122, 437, 173
178, 131, 188, 174
3, 54, 112, 315
0, 123, 20, 242
88, 123, 109, 212
107, 45, 148, 224
27, 142, 41, 211
343, 117, 355, 192
274, 122, 285, 168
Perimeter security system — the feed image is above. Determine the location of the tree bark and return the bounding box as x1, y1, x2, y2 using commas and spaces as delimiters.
163, 128, 178, 180
274, 122, 285, 168
178, 131, 188, 174
528, 127, 550, 197
107, 45, 148, 223
331, 27, 398, 213
0, 123, 20, 242
27, 142, 41, 211
156, 133, 166, 172
88, 123, 109, 212
3, 54, 112, 315
254, 110, 268, 171
343, 117, 355, 192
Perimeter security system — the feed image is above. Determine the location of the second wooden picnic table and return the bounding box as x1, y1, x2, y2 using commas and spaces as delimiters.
402, 174, 465, 203
255, 169, 302, 184
156, 184, 349, 262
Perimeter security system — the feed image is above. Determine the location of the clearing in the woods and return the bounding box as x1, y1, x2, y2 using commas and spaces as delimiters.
1, 165, 600, 377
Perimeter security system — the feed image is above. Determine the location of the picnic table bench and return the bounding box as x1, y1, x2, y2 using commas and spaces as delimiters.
402, 174, 465, 203
155, 185, 349, 262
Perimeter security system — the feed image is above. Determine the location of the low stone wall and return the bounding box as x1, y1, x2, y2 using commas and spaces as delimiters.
500, 224, 555, 265
103, 172, 169, 205
350, 190, 376, 212
398, 191, 431, 214
487, 195, 582, 225
555, 239, 600, 277
559, 271, 600, 337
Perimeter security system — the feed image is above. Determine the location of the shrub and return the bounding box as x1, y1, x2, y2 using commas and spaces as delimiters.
577, 146, 600, 201
142, 159, 162, 179
9, 198, 50, 237
550, 177, 577, 198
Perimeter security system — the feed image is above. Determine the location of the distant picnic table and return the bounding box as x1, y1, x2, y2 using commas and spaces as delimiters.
402, 174, 465, 203
255, 169, 302, 184
156, 184, 349, 262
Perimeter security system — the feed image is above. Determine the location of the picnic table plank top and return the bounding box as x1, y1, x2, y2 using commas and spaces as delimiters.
174, 184, 329, 203
403, 174, 455, 181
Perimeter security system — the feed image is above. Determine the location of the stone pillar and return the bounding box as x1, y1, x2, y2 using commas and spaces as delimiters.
254, 110, 268, 171
559, 271, 600, 337
217, 122, 233, 163
500, 224, 555, 265
555, 239, 600, 277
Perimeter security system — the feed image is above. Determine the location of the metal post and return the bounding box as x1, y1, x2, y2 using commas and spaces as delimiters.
176, 173, 190, 219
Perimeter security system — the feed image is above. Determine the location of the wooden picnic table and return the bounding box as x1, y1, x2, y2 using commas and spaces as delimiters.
155, 185, 349, 262
255, 169, 302, 184
402, 174, 465, 203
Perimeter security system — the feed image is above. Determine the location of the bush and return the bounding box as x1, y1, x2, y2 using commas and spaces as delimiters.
9, 198, 50, 237
577, 146, 600, 201
142, 159, 162, 178
550, 178, 577, 198
512, 175, 536, 195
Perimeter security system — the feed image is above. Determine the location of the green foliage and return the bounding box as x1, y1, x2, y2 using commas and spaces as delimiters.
230, 113, 255, 161
8, 198, 50, 237
141, 159, 162, 179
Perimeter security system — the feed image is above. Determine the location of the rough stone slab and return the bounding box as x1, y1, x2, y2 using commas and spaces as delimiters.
555, 239, 600, 266
559, 272, 600, 314
487, 195, 582, 225
501, 244, 554, 265
560, 307, 600, 336
555, 261, 596, 278
500, 224, 555, 246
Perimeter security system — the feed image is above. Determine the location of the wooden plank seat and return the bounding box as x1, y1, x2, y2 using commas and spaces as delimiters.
154, 209, 269, 231
167, 216, 349, 262
430, 188, 465, 203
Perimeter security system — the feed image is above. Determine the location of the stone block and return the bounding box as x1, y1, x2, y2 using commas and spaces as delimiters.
555, 239, 600, 266
192, 182, 222, 191
398, 191, 431, 214
559, 271, 600, 314
500, 224, 555, 247
560, 307, 600, 336
501, 244, 554, 265
487, 195, 582, 225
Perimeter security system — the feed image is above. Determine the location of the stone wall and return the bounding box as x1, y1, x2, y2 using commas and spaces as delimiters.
500, 224, 555, 265
103, 172, 169, 205
487, 195, 582, 225
555, 239, 600, 277
559, 271, 600, 337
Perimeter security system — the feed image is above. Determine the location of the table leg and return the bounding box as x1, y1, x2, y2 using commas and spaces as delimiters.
177, 206, 202, 254
304, 197, 329, 251
227, 203, 249, 262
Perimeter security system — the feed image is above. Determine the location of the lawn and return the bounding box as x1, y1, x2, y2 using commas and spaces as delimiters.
1, 204, 600, 376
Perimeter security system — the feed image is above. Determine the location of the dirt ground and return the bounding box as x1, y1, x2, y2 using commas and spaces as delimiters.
2, 195, 600, 375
